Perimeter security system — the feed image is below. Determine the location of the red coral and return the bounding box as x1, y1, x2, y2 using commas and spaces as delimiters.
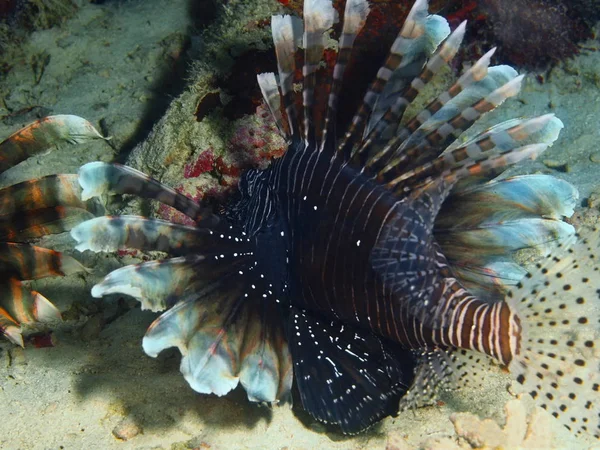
184, 149, 215, 179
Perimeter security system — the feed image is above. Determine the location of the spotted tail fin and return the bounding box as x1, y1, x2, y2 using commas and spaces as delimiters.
505, 226, 600, 440
0, 115, 108, 174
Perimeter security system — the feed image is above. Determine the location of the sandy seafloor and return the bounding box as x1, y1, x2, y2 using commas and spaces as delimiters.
0, 0, 600, 449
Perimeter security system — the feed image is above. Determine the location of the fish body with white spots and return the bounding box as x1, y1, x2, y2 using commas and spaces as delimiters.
70, 0, 600, 440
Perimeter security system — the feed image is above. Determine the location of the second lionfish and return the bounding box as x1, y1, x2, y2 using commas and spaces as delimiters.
69, 0, 599, 439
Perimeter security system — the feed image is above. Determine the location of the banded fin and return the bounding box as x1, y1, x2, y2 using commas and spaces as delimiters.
302, 0, 338, 143
356, 21, 468, 169
142, 259, 291, 403
399, 348, 495, 410
257, 73, 288, 140
70, 216, 242, 255
0, 243, 87, 280
0, 115, 107, 174
271, 14, 303, 137
289, 307, 415, 434
0, 308, 23, 346
386, 113, 558, 193
506, 225, 600, 440
322, 0, 370, 146
78, 162, 218, 227
0, 277, 62, 346
0, 206, 95, 241
91, 254, 247, 313
338, 0, 450, 157
0, 174, 104, 217
437, 174, 578, 230
378, 68, 524, 187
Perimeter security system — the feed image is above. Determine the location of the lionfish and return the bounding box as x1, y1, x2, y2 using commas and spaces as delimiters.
65, 0, 599, 439
0, 115, 105, 346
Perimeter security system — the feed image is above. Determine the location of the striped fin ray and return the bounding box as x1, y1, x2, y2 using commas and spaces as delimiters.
434, 173, 577, 298
0, 174, 104, 217
378, 67, 522, 186
78, 162, 219, 227
0, 242, 87, 280
321, 0, 370, 148
337, 0, 449, 159
271, 14, 304, 138
142, 258, 292, 404
437, 174, 578, 230
399, 348, 495, 410
506, 226, 600, 440
363, 46, 496, 175
0, 277, 62, 346
354, 21, 467, 170
384, 113, 559, 193
91, 254, 247, 313
302, 0, 338, 144
396, 47, 498, 147
0, 206, 95, 241
70, 215, 243, 255
438, 218, 575, 274
0, 115, 107, 174
0, 307, 22, 346
257, 72, 289, 139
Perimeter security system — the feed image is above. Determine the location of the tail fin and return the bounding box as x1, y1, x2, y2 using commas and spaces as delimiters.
506, 226, 600, 440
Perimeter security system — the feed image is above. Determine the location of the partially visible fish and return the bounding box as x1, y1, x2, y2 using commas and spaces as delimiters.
71, 0, 598, 441
0, 116, 106, 346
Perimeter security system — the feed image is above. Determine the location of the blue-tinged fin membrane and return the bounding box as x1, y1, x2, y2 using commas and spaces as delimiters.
289, 307, 415, 433
142, 263, 292, 403
239, 300, 292, 403
437, 174, 578, 230
366, 0, 450, 136
70, 215, 225, 255
438, 218, 575, 258
402, 65, 519, 149
78, 162, 218, 226
446, 114, 564, 155
143, 287, 246, 397
91, 256, 206, 312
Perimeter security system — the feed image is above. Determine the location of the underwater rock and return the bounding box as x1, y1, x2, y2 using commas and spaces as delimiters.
125, 0, 286, 215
